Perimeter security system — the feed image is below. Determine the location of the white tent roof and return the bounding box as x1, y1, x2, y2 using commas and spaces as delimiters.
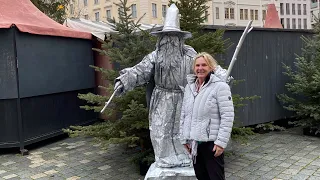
63, 18, 162, 40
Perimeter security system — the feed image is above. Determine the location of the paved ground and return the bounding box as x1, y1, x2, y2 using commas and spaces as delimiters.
0, 127, 320, 180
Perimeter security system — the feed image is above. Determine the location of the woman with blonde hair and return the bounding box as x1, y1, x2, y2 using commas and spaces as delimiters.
180, 52, 234, 180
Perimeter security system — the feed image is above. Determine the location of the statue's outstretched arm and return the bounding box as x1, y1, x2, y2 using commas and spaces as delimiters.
114, 52, 156, 95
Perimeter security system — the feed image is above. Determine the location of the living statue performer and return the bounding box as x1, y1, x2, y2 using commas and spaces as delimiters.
114, 4, 193, 168
114, 4, 228, 170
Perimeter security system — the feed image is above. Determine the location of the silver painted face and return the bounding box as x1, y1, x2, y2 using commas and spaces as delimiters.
157, 33, 184, 50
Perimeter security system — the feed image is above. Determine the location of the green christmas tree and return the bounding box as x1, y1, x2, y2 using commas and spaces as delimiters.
169, 0, 231, 55
31, 0, 68, 24
169, 0, 209, 32
278, 21, 320, 133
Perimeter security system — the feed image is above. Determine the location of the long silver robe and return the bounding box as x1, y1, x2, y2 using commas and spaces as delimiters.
116, 45, 197, 168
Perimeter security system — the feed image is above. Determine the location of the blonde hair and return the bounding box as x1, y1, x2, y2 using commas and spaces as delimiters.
192, 52, 218, 71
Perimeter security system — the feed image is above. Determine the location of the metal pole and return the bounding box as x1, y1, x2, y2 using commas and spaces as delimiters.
225, 20, 253, 81
12, 26, 28, 155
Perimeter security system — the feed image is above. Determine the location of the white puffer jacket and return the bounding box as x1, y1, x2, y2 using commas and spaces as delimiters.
179, 73, 234, 148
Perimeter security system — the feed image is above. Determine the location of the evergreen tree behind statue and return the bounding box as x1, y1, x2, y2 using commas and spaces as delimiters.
31, 0, 68, 24
169, 0, 230, 55
278, 20, 320, 134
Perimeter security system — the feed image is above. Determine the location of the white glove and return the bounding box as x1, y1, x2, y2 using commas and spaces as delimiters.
226, 76, 234, 85
114, 81, 124, 95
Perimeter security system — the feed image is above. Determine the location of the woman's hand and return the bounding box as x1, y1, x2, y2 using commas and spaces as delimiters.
213, 144, 224, 157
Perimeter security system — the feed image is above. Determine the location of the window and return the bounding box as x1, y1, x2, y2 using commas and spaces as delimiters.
255, 10, 258, 20
303, 4, 306, 15
84, 14, 89, 20
95, 12, 100, 21
225, 8, 233, 19
292, 4, 295, 15
303, 18, 307, 29
286, 18, 290, 28
262, 10, 266, 20
280, 18, 284, 28
292, 18, 296, 29
250, 9, 254, 20
298, 18, 301, 29
106, 10, 111, 20
216, 7, 219, 19
230, 8, 234, 19
298, 4, 301, 15
280, 3, 284, 15
84, 0, 88, 6
249, 10, 258, 20
152, 3, 157, 18
94, 0, 99, 5
225, 8, 229, 19
311, 11, 314, 22
131, 4, 137, 18
162, 5, 166, 18
286, 3, 290, 15
244, 9, 248, 20
240, 9, 244, 20
225, 8, 234, 19
205, 11, 208, 22
70, 4, 74, 15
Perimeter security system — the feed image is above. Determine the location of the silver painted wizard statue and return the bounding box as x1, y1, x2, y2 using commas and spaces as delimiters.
114, 4, 194, 168
114, 4, 228, 172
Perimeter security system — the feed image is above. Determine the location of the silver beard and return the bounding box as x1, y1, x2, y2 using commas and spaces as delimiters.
156, 34, 185, 69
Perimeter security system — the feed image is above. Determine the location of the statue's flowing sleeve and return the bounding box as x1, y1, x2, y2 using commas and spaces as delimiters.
115, 51, 155, 93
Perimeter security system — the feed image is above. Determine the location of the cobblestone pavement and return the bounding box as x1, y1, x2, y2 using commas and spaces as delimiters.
0, 128, 320, 180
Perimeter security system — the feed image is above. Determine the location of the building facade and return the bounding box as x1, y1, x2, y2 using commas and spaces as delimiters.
279, 0, 311, 29
69, 0, 315, 29
66, 0, 275, 27
66, 0, 171, 24
311, 0, 320, 27
212, 0, 280, 27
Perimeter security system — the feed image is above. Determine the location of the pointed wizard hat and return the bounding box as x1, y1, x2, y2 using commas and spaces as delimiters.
150, 4, 192, 39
